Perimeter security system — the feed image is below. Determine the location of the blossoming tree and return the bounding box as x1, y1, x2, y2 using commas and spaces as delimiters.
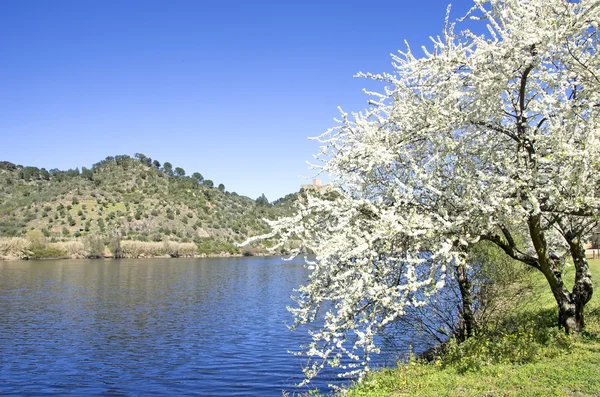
244, 0, 599, 383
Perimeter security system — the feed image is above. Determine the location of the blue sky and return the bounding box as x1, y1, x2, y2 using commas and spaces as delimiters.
0, 0, 474, 201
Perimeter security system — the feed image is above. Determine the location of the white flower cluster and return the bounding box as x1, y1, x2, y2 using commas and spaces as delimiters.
243, 0, 600, 385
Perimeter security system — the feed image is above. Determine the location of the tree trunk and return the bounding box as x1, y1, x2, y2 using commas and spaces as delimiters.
565, 237, 593, 332
556, 294, 579, 333
527, 215, 593, 334
539, 256, 588, 334
455, 260, 476, 341
541, 241, 592, 334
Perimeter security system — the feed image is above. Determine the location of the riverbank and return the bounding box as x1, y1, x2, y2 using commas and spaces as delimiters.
343, 259, 600, 396
0, 236, 267, 261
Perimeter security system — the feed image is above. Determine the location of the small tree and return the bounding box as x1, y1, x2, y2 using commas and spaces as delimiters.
255, 194, 269, 207
39, 168, 50, 180
135, 153, 152, 167
162, 162, 174, 176
84, 235, 105, 258
192, 172, 204, 183
243, 0, 600, 384
25, 230, 46, 250
108, 234, 123, 258
174, 167, 186, 177
97, 218, 105, 233
218, 183, 225, 192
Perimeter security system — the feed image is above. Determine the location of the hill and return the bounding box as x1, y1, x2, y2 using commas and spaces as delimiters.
0, 154, 298, 258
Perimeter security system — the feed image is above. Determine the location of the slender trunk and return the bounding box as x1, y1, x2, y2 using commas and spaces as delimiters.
455, 260, 476, 341
567, 237, 593, 332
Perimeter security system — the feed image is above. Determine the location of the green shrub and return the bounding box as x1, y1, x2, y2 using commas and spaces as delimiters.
29, 246, 66, 259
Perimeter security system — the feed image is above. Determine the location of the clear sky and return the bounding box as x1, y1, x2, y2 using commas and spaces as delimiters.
0, 0, 474, 201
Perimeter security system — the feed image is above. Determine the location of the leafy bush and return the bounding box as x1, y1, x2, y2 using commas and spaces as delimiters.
29, 246, 66, 259
25, 229, 46, 249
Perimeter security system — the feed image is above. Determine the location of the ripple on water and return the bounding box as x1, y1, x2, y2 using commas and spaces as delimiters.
0, 257, 425, 396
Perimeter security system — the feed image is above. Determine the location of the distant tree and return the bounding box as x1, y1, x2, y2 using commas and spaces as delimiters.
192, 172, 204, 184
162, 162, 174, 176
255, 194, 269, 207
218, 183, 225, 192
50, 170, 65, 182
39, 168, 50, 180
65, 168, 80, 178
203, 179, 214, 188
114, 155, 133, 168
174, 167, 186, 177
153, 160, 161, 169
97, 218, 105, 233
0, 161, 17, 171
135, 153, 152, 167
20, 166, 40, 180
81, 167, 93, 180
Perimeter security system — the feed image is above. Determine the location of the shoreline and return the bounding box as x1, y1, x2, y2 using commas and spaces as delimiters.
0, 252, 276, 261
0, 236, 275, 262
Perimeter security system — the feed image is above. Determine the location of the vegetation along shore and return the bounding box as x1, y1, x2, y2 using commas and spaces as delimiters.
341, 259, 600, 397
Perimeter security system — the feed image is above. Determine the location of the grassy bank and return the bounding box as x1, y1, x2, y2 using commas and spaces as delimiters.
344, 259, 600, 396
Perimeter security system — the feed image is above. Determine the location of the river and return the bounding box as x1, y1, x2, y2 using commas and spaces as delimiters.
0, 256, 424, 396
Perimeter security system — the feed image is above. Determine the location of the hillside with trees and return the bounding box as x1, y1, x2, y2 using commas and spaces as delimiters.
0, 154, 298, 258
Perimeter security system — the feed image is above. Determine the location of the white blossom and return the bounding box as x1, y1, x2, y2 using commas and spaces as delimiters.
242, 0, 600, 385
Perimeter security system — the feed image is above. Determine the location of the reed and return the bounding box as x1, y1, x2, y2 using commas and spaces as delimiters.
121, 240, 167, 258
0, 237, 31, 259
177, 242, 198, 257
49, 241, 87, 259
120, 240, 198, 258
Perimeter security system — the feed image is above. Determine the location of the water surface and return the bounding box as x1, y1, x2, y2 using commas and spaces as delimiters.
0, 256, 423, 396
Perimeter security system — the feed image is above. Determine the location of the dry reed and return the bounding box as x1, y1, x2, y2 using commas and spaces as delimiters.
49, 241, 87, 259
120, 240, 198, 258
0, 237, 31, 260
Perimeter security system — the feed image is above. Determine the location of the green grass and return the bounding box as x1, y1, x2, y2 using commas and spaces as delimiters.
344, 259, 600, 397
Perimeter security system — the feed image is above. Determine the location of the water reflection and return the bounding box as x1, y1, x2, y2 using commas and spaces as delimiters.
0, 257, 335, 396
0, 257, 438, 395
